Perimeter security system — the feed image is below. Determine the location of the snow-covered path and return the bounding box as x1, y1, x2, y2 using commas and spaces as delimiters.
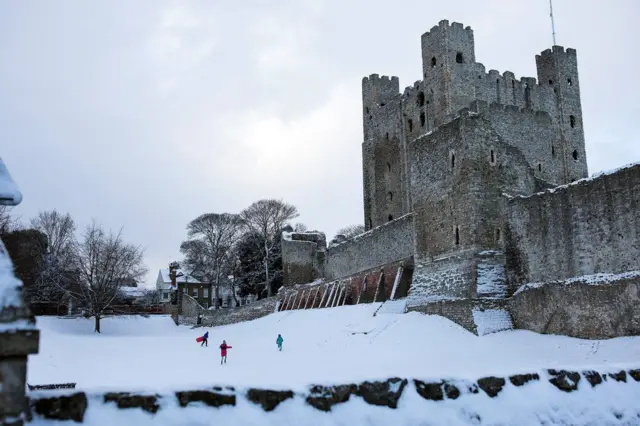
28, 303, 640, 391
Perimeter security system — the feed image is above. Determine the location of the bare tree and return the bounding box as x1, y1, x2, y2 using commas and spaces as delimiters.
335, 224, 365, 239
240, 199, 298, 297
293, 222, 308, 232
63, 221, 147, 333
180, 213, 243, 309
30, 210, 77, 304
0, 206, 19, 236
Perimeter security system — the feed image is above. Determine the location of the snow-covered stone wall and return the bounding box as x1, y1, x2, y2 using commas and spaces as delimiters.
505, 162, 640, 289
27, 367, 640, 425
508, 271, 640, 339
281, 232, 326, 287
324, 214, 414, 281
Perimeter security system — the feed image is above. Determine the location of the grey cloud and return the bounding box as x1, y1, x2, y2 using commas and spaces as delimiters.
1, 0, 638, 285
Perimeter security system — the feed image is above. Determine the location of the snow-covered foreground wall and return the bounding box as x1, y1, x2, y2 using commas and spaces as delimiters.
27, 366, 640, 426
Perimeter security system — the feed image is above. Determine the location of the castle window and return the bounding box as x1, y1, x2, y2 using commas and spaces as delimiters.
490, 150, 495, 163
388, 215, 394, 222
365, 107, 369, 114
569, 115, 576, 128
420, 112, 426, 127
495, 229, 501, 242
385, 132, 389, 140
431, 57, 437, 68
512, 80, 515, 89
417, 91, 425, 106
456, 52, 464, 64
451, 153, 456, 169
549, 79, 553, 85
538, 164, 542, 172
388, 192, 393, 202
368, 218, 373, 229
408, 119, 413, 132
552, 146, 555, 157
455, 226, 460, 245
380, 102, 386, 107
572, 150, 578, 160
567, 78, 573, 86
387, 162, 391, 172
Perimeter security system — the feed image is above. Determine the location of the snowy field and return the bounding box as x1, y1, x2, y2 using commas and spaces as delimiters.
29, 303, 640, 391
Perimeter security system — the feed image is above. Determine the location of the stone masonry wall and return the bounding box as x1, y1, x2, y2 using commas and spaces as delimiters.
277, 258, 413, 313
180, 293, 277, 328
324, 214, 414, 281
281, 232, 326, 287
508, 272, 640, 339
408, 251, 477, 305
505, 163, 640, 289
407, 298, 509, 335
408, 113, 538, 261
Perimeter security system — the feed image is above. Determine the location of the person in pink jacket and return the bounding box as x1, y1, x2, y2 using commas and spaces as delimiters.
220, 340, 232, 365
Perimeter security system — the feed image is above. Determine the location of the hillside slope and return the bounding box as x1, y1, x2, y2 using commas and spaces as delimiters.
29, 303, 640, 391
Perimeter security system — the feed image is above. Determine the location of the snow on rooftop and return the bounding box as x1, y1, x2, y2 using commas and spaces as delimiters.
158, 268, 200, 284
0, 157, 22, 205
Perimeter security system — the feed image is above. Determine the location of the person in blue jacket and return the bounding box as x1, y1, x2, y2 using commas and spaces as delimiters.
276, 334, 283, 351
201, 331, 209, 347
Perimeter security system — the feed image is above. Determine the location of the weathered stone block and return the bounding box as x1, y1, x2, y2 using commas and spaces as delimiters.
414, 380, 443, 401
508, 373, 539, 387
175, 390, 235, 408
104, 392, 160, 413
306, 384, 357, 412
583, 371, 602, 387
548, 370, 581, 392
609, 371, 627, 382
246, 389, 294, 412
31, 392, 87, 422
476, 376, 505, 397
443, 382, 460, 400
356, 378, 407, 408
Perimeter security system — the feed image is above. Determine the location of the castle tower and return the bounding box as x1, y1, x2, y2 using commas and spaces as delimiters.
361, 75, 408, 230
421, 20, 476, 126
536, 46, 588, 181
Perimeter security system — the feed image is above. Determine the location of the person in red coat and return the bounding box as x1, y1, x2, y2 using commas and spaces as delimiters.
220, 340, 232, 365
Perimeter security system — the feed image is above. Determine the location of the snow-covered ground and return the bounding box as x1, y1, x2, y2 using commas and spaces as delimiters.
29, 303, 640, 392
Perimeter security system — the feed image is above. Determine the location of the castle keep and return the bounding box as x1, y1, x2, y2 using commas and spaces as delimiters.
280, 20, 640, 339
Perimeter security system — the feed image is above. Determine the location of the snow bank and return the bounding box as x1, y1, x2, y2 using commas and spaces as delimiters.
28, 304, 640, 391
514, 270, 640, 296
28, 367, 640, 426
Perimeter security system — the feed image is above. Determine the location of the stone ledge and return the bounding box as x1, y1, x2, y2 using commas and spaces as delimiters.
26, 366, 640, 422
0, 329, 40, 356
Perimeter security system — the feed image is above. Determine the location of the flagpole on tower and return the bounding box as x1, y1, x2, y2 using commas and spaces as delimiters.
549, 0, 557, 45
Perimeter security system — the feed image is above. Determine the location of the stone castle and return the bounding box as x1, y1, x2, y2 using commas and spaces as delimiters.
279, 19, 640, 338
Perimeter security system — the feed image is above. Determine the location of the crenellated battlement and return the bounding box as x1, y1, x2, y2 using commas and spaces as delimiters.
421, 19, 474, 41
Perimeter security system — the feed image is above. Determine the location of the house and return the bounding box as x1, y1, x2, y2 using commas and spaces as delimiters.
156, 263, 212, 308
155, 263, 257, 309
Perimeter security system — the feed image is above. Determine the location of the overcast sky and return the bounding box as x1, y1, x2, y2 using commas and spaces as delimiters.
1, 0, 638, 287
